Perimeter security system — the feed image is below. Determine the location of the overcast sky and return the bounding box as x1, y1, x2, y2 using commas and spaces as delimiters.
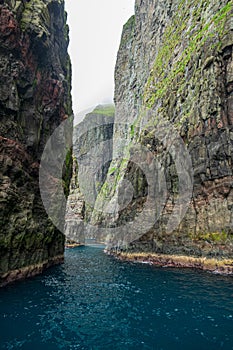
65, 0, 135, 123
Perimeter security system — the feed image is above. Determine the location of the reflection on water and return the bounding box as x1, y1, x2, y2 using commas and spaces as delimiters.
0, 246, 233, 349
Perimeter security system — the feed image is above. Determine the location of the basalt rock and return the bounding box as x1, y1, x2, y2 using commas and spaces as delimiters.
77, 0, 233, 259
0, 0, 73, 286
65, 105, 114, 243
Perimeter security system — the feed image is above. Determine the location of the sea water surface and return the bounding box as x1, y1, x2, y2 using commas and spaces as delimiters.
0, 246, 233, 350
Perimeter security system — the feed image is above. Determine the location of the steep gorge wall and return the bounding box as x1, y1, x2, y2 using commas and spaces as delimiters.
89, 0, 233, 258
0, 0, 72, 286
65, 105, 114, 243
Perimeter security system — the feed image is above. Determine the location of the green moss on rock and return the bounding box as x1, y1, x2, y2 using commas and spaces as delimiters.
143, 1, 232, 107
21, 0, 50, 38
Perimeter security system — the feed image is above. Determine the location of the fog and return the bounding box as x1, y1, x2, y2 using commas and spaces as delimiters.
65, 0, 135, 123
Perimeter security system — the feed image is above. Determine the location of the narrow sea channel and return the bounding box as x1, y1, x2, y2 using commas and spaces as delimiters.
1, 246, 233, 349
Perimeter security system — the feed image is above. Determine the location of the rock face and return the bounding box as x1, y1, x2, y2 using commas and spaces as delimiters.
74, 0, 233, 259
65, 105, 114, 243
0, 0, 72, 286
65, 157, 85, 245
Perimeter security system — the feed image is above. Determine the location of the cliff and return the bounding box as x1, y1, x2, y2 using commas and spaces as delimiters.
71, 0, 233, 268
0, 0, 73, 286
109, 0, 233, 258
65, 105, 114, 244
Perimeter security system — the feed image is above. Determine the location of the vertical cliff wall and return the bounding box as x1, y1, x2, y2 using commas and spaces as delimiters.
86, 0, 233, 261
0, 0, 73, 286
65, 105, 114, 244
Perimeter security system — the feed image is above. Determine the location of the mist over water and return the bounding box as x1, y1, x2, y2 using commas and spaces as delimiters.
1, 246, 233, 349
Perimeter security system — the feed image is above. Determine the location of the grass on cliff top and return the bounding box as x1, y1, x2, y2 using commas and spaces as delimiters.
92, 104, 115, 117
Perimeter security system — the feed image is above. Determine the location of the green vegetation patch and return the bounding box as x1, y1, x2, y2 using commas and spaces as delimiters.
191, 231, 230, 243
21, 0, 50, 35
92, 104, 115, 117
121, 15, 135, 47
143, 0, 232, 107
123, 15, 135, 31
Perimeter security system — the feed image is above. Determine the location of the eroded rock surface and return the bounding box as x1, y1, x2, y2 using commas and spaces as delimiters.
109, 0, 233, 256
72, 0, 233, 260
0, 0, 72, 286
65, 105, 114, 243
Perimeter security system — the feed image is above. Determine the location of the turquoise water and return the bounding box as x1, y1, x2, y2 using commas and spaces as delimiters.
1, 246, 233, 350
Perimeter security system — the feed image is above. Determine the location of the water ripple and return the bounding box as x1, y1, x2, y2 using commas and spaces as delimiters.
0, 246, 233, 349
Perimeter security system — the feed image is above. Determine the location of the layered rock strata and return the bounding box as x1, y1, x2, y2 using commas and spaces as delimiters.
0, 0, 73, 286
106, 0, 233, 258
65, 105, 114, 243
72, 0, 233, 264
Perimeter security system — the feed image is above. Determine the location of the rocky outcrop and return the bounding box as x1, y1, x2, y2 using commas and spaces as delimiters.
74, 0, 233, 262
0, 0, 72, 286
